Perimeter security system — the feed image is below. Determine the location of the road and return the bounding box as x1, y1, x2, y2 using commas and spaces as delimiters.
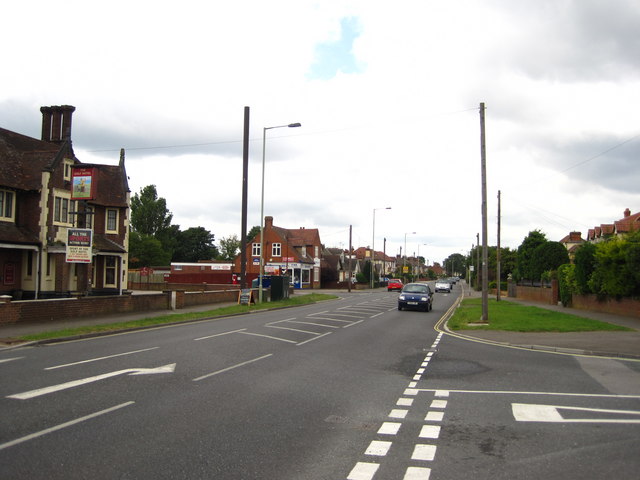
1, 283, 639, 479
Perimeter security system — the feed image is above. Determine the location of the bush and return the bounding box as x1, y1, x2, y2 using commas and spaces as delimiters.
558, 263, 575, 307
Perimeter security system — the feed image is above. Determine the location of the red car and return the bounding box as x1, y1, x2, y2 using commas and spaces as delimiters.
387, 278, 404, 291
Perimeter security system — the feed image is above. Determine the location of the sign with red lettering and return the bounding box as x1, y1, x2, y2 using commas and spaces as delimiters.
71, 167, 96, 200
66, 228, 93, 263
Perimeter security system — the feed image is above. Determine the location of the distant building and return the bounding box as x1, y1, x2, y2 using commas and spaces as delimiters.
234, 216, 322, 289
0, 105, 130, 298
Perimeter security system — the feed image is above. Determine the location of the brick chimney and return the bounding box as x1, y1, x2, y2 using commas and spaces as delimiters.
265, 216, 273, 229
569, 232, 582, 242
40, 105, 75, 142
624, 208, 631, 218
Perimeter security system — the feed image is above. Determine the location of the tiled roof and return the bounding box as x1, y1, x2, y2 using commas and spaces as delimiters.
0, 127, 63, 190
0, 222, 40, 244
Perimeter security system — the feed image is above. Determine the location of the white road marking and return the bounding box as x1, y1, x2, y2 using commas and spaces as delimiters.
8, 364, 176, 400
512, 403, 640, 423
286, 320, 340, 329
0, 357, 23, 364
403, 466, 431, 479
46, 347, 159, 370
0, 401, 135, 451
430, 400, 448, 409
419, 425, 441, 439
365, 440, 392, 456
389, 409, 408, 419
193, 354, 272, 382
305, 316, 353, 324
412, 444, 437, 461
414, 388, 640, 399
417, 368, 425, 374
296, 332, 332, 346
348, 462, 379, 480
194, 329, 246, 341
425, 411, 444, 422
378, 422, 402, 435
397, 398, 414, 407
237, 331, 298, 344
343, 320, 365, 328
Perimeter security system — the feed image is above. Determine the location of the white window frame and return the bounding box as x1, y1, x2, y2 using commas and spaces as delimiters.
106, 208, 119, 233
53, 190, 73, 226
0, 189, 15, 222
252, 243, 261, 257
63, 158, 74, 181
272, 242, 281, 257
104, 256, 117, 287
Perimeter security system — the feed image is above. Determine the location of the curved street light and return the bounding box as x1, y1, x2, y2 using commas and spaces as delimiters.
259, 122, 301, 303
371, 207, 391, 289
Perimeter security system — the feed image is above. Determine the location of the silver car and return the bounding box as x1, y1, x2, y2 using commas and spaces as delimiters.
435, 280, 451, 293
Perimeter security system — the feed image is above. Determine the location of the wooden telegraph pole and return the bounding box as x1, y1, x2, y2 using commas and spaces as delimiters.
480, 102, 489, 322
497, 190, 501, 301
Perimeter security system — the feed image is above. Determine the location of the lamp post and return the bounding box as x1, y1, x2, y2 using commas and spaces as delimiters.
371, 207, 391, 289
403, 231, 416, 280
259, 122, 301, 303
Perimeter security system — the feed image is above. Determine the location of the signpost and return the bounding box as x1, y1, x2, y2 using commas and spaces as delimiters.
238, 288, 254, 305
66, 228, 93, 263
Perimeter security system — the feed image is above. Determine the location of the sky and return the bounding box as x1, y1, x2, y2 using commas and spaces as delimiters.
2, 0, 639, 266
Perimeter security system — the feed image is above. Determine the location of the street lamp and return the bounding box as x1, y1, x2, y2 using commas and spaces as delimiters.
371, 207, 391, 289
259, 122, 301, 303
403, 232, 416, 280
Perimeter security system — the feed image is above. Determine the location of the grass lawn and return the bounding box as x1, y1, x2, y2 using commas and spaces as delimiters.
448, 298, 632, 332
19, 293, 338, 342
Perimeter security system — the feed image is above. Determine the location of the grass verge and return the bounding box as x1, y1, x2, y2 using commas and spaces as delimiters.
448, 298, 632, 332
19, 293, 338, 342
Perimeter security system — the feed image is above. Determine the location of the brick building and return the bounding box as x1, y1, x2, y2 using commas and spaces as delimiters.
234, 216, 321, 289
0, 105, 130, 298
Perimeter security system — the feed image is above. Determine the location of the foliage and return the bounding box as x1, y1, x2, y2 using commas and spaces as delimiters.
515, 230, 547, 280
443, 253, 465, 276
530, 242, 569, 280
557, 263, 575, 307
218, 234, 241, 261
128, 231, 171, 268
130, 185, 173, 236
588, 232, 640, 297
573, 242, 596, 294
172, 227, 218, 262
247, 225, 261, 242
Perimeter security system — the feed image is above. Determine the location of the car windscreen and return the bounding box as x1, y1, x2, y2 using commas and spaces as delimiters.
403, 285, 428, 293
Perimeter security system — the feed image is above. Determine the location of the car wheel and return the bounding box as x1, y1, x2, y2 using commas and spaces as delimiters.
398, 305, 402, 311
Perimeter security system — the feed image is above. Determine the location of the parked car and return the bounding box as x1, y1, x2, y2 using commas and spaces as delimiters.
435, 279, 451, 293
387, 278, 404, 291
398, 283, 433, 311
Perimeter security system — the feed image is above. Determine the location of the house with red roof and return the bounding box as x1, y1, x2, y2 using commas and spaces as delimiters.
234, 216, 321, 289
0, 105, 130, 299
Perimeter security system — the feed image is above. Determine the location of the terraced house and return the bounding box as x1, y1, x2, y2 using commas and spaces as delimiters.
0, 105, 130, 299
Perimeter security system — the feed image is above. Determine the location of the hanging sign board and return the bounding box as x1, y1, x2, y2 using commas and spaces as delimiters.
71, 167, 96, 200
238, 288, 254, 305
66, 228, 93, 263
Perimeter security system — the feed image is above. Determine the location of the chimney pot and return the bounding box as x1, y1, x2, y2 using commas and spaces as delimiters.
624, 208, 631, 218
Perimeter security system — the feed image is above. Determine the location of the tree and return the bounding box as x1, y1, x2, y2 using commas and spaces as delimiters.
128, 231, 171, 268
515, 230, 547, 280
589, 231, 640, 297
130, 185, 173, 236
247, 225, 261, 242
218, 234, 241, 261
172, 227, 218, 262
530, 241, 569, 280
574, 242, 597, 294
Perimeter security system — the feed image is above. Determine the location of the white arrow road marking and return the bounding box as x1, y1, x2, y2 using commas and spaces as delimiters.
7, 363, 176, 400
512, 403, 640, 423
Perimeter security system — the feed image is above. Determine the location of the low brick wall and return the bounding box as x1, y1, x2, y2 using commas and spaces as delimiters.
513, 285, 558, 305
0, 288, 244, 326
571, 294, 640, 319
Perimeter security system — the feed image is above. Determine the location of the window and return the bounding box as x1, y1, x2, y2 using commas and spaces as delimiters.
105, 256, 117, 286
106, 208, 118, 233
314, 246, 319, 257
0, 189, 15, 221
53, 195, 71, 224
272, 243, 281, 257
63, 159, 74, 181
252, 243, 261, 257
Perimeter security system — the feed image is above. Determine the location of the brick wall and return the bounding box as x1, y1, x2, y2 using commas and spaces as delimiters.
0, 287, 247, 326
511, 281, 558, 305
571, 294, 640, 319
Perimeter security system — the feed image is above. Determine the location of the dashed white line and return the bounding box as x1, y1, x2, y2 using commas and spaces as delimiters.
45, 347, 159, 370
389, 409, 409, 419
412, 444, 437, 461
348, 462, 379, 480
378, 422, 402, 435
419, 425, 441, 439
425, 411, 444, 422
365, 440, 393, 456
192, 354, 272, 382
404, 466, 431, 479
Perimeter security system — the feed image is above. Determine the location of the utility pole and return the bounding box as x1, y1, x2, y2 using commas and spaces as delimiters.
348, 225, 353, 293
240, 106, 250, 289
476, 233, 480, 290
480, 102, 489, 322
497, 190, 501, 301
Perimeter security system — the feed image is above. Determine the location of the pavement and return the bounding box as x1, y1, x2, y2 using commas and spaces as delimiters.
1, 285, 639, 359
